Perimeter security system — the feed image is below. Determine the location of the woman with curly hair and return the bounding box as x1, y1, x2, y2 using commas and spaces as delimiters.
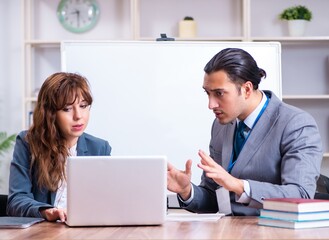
7, 72, 111, 222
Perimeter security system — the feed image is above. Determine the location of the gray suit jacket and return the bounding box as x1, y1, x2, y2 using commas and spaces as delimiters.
181, 91, 323, 215
7, 131, 111, 218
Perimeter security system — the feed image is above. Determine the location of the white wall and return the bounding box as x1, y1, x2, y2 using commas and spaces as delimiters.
0, 0, 22, 193
0, 0, 22, 135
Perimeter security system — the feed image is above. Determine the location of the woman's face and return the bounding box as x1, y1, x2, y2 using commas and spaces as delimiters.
56, 96, 91, 148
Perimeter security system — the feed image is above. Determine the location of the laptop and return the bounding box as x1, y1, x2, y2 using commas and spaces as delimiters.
65, 155, 167, 227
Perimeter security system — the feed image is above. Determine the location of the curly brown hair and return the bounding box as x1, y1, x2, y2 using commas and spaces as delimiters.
26, 72, 93, 192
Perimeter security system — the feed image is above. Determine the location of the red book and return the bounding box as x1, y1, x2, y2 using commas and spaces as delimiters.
263, 198, 329, 213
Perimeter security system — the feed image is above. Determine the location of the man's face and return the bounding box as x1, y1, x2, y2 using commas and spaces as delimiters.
203, 70, 248, 124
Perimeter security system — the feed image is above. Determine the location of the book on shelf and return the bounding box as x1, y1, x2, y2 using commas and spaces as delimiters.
258, 216, 329, 229
260, 209, 329, 221
262, 198, 329, 213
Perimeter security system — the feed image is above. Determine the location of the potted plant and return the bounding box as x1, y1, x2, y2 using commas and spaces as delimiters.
179, 16, 197, 38
0, 132, 16, 155
0, 132, 16, 192
279, 5, 312, 37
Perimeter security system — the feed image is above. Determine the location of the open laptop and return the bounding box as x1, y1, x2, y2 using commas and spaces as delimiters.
65, 155, 167, 227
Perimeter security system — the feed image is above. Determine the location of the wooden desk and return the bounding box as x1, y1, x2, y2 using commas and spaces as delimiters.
2, 216, 329, 240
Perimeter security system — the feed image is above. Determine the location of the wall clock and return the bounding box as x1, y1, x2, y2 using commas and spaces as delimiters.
57, 0, 100, 33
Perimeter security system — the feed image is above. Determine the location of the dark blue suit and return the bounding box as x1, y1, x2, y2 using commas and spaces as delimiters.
7, 131, 111, 217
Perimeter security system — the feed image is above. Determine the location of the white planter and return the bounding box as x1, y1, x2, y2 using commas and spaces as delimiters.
288, 20, 307, 37
179, 20, 197, 38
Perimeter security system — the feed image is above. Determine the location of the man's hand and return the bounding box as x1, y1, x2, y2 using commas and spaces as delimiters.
167, 159, 192, 200
197, 149, 244, 196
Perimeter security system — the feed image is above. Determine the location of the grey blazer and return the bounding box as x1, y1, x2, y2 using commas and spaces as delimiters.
7, 131, 111, 218
181, 91, 323, 216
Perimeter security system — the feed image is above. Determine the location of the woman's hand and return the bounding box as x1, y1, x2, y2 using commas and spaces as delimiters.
40, 208, 67, 222
197, 149, 244, 196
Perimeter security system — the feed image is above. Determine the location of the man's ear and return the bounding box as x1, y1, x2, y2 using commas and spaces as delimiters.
243, 81, 253, 99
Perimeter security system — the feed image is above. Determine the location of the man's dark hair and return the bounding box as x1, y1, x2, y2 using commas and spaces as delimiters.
204, 48, 266, 90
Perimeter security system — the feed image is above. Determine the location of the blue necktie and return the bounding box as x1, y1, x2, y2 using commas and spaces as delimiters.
233, 121, 247, 160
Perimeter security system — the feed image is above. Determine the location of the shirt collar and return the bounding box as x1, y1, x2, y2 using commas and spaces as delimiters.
237, 91, 267, 130
69, 143, 77, 156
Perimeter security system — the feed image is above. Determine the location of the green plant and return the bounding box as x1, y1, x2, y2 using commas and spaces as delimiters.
279, 5, 312, 21
0, 132, 16, 156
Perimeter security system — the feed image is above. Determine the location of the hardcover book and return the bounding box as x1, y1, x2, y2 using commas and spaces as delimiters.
260, 209, 329, 221
262, 198, 329, 213
258, 217, 329, 229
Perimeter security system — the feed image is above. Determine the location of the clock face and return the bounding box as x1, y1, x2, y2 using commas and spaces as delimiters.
57, 0, 100, 33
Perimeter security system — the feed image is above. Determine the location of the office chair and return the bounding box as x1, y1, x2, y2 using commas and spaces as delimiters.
314, 174, 329, 200
0, 194, 8, 216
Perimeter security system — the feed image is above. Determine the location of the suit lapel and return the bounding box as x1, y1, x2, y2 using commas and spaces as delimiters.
222, 121, 236, 171
231, 95, 280, 177
76, 133, 88, 156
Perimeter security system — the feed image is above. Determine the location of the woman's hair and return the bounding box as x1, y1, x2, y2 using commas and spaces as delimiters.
204, 48, 266, 90
26, 72, 93, 192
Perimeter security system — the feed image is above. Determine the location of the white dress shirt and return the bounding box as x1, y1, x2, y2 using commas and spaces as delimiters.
54, 144, 77, 209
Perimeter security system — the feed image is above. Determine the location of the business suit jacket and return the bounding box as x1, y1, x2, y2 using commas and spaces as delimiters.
182, 91, 323, 216
7, 131, 111, 218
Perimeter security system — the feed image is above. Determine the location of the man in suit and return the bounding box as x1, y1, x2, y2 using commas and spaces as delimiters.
167, 48, 323, 216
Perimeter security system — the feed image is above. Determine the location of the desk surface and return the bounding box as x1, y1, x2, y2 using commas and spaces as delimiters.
2, 215, 329, 240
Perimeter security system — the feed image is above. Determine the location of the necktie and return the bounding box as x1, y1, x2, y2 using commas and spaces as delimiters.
233, 121, 247, 160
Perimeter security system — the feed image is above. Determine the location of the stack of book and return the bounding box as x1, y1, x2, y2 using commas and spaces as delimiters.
258, 198, 329, 229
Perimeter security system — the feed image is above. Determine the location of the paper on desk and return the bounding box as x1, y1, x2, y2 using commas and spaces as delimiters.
166, 212, 224, 222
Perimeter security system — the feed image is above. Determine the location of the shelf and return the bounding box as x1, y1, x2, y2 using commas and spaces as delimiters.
251, 36, 329, 42
25, 40, 61, 47
140, 37, 245, 42
283, 95, 329, 100
25, 97, 37, 102
25, 37, 329, 45
24, 37, 329, 47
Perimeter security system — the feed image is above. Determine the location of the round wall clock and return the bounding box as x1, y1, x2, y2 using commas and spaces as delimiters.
57, 0, 100, 33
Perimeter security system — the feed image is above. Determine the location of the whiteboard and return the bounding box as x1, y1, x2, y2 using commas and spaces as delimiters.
61, 41, 281, 185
